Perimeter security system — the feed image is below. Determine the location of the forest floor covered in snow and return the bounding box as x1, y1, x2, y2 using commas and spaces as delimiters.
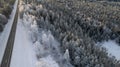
98, 40, 120, 60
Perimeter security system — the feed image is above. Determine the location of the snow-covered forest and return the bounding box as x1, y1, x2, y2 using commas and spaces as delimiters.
0, 0, 120, 67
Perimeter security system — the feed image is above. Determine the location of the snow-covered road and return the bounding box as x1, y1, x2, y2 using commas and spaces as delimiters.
10, 19, 37, 67
0, 0, 18, 64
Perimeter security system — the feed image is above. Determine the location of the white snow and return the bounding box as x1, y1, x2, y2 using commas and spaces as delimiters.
100, 40, 120, 60
10, 19, 37, 67
36, 55, 59, 67
0, 0, 18, 64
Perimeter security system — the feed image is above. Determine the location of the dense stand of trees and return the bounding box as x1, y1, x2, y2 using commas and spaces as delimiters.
20, 0, 120, 67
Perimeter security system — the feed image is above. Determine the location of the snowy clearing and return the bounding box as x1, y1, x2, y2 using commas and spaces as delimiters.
100, 40, 120, 60
0, 0, 18, 64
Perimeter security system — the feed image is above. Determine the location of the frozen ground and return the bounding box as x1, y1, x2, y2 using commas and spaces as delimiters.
99, 40, 120, 60
0, 0, 18, 64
